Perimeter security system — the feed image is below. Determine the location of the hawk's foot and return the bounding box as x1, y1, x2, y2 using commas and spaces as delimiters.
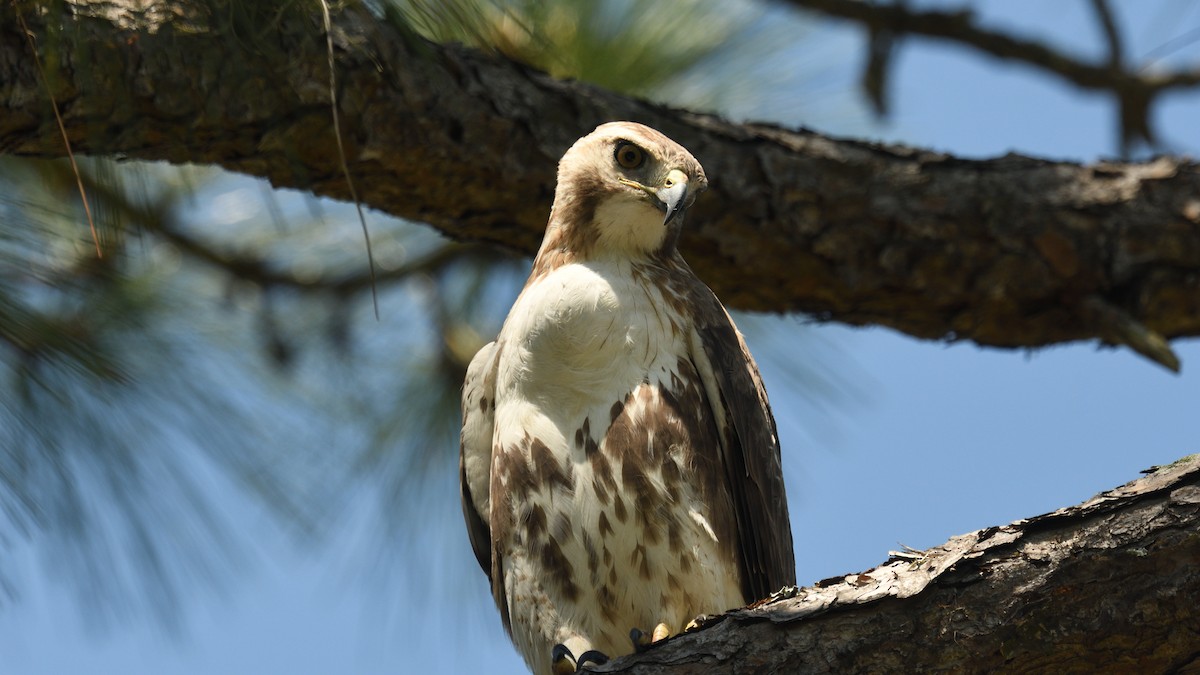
551, 644, 575, 675
576, 650, 610, 671
551, 643, 610, 674
629, 622, 672, 653
684, 614, 715, 632
630, 628, 651, 653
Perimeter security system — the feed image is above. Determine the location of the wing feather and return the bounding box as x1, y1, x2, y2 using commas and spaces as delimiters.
460, 341, 498, 580
687, 287, 796, 602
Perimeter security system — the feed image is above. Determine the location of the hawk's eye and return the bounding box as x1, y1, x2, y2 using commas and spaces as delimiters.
614, 142, 646, 170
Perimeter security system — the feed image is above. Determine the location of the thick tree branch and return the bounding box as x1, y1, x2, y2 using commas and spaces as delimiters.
598, 455, 1200, 673
3, 1, 1200, 365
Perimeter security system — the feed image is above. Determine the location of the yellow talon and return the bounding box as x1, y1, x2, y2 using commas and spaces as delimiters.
652, 622, 671, 642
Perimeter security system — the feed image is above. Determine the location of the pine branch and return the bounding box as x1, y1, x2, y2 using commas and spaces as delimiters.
782, 0, 1200, 152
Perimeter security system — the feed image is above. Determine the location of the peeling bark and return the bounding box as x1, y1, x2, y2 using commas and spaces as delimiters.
596, 455, 1200, 674
2, 1, 1199, 364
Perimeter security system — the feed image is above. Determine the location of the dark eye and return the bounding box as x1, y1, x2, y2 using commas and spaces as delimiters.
614, 141, 646, 169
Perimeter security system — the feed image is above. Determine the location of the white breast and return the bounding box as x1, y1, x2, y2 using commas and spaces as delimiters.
498, 259, 677, 410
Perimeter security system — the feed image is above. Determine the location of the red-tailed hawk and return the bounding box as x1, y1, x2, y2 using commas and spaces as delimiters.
460, 122, 794, 674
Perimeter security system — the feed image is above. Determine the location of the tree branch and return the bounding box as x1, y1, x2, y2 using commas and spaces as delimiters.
783, 0, 1200, 153
598, 455, 1200, 673
1089, 0, 1125, 70
41, 158, 501, 295
157, 223, 486, 294
3, 1, 1199, 365
782, 0, 1200, 92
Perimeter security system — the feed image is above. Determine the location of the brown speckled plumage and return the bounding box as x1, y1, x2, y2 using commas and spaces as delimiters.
459, 122, 795, 675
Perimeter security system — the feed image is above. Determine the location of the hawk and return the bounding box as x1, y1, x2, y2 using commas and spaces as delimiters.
460, 122, 795, 674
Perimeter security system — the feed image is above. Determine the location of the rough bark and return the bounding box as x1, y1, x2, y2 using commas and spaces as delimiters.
2, 1, 1199, 366
594, 454, 1200, 674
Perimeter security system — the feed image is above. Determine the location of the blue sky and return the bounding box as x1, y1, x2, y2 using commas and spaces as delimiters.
2, 2, 1198, 673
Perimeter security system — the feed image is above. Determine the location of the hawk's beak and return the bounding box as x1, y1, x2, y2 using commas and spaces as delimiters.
657, 169, 691, 227
620, 168, 692, 226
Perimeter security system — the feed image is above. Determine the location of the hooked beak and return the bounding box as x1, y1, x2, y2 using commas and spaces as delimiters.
620, 168, 692, 226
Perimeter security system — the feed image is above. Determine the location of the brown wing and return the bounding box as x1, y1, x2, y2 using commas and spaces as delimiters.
459, 341, 498, 579
687, 282, 796, 602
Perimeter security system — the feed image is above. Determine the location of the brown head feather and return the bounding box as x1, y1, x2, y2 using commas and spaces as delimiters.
530, 122, 708, 280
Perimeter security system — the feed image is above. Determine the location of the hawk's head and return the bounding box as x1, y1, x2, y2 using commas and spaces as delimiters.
549, 122, 708, 257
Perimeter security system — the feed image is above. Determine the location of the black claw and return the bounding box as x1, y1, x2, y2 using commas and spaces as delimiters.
630, 627, 652, 653
551, 644, 576, 675
575, 649, 610, 672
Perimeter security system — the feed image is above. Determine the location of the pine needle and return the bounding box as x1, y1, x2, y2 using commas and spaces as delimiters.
14, 1, 102, 258
320, 0, 380, 319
